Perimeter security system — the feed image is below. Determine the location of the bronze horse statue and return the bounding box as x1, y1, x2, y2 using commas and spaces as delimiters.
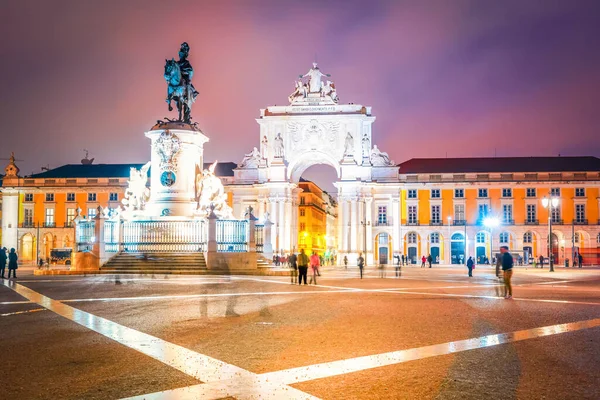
164, 58, 195, 123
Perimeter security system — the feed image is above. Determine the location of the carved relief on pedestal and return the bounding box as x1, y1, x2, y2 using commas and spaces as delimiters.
154, 130, 181, 172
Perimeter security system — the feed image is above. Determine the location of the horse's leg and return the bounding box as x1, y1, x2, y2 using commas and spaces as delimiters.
177, 98, 183, 121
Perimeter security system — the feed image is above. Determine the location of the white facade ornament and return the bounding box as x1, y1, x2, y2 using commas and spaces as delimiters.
274, 133, 284, 158
343, 132, 354, 157
370, 145, 395, 166
154, 130, 181, 171
121, 161, 151, 218
196, 161, 234, 219
239, 147, 262, 169
320, 80, 339, 103
261, 135, 269, 161
288, 80, 308, 103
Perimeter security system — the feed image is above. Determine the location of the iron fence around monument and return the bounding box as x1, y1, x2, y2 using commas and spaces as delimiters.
76, 220, 95, 252
255, 224, 264, 253
121, 220, 207, 253
104, 221, 118, 253
216, 220, 249, 252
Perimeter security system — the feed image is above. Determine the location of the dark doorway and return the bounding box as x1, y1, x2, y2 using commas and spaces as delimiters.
408, 247, 417, 264
431, 247, 440, 264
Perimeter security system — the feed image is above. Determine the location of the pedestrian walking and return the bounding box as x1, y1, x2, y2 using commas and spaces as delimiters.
401, 254, 406, 266
579, 253, 583, 268
532, 258, 537, 269
7, 248, 18, 279
500, 246, 514, 299
288, 252, 298, 284
309, 252, 320, 285
297, 249, 309, 285
0, 247, 7, 278
343, 255, 348, 269
539, 255, 544, 269
379, 258, 386, 278
427, 254, 433, 268
395, 254, 401, 278
421, 255, 426, 268
357, 252, 365, 279
466, 256, 474, 277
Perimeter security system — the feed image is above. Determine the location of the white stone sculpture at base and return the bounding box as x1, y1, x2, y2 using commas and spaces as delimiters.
261, 136, 269, 161
362, 134, 371, 160
121, 161, 151, 219
239, 147, 262, 169
320, 80, 339, 103
196, 161, 234, 219
370, 145, 395, 166
288, 80, 308, 103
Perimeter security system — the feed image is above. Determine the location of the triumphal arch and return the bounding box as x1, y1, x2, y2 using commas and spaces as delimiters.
230, 63, 400, 264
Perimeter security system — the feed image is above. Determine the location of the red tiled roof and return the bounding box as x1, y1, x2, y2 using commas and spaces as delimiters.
398, 157, 600, 174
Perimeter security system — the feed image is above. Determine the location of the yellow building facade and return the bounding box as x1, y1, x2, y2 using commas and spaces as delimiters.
297, 180, 338, 257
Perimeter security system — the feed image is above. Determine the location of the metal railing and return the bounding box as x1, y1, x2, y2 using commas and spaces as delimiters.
574, 219, 588, 225
216, 220, 248, 252
76, 220, 95, 252
406, 220, 420, 226
104, 221, 118, 253
255, 224, 264, 253
374, 220, 393, 227
122, 220, 207, 253
453, 219, 466, 226
525, 220, 539, 225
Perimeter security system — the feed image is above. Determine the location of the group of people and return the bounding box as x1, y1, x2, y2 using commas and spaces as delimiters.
288, 249, 321, 285
466, 247, 514, 299
0, 247, 19, 279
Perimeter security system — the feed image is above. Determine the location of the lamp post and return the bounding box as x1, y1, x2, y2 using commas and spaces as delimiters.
542, 196, 560, 272
483, 216, 500, 263
447, 216, 452, 264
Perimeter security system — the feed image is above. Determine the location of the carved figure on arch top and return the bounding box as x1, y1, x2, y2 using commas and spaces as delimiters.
195, 161, 234, 219
273, 133, 284, 158
288, 80, 308, 104
239, 147, 262, 169
320, 80, 339, 103
300, 62, 331, 93
370, 145, 395, 166
121, 162, 151, 218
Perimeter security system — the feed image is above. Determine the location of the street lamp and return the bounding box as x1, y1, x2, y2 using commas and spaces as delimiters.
542, 196, 560, 272
483, 216, 500, 263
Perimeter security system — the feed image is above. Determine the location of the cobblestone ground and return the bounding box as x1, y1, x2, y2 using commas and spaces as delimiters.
1, 265, 600, 399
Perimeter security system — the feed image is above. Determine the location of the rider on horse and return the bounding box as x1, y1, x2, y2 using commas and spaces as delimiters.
178, 42, 199, 104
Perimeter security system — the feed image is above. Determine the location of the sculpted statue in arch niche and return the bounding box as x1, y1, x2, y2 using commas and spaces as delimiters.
274, 133, 284, 158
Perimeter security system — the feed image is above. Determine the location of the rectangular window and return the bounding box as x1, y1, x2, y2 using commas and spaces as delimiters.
550, 188, 560, 197
24, 193, 33, 202
407, 189, 417, 199
454, 189, 464, 198
109, 192, 118, 201
478, 188, 488, 198
24, 209, 33, 227
526, 188, 536, 197
551, 206, 561, 223
408, 205, 417, 224
88, 193, 97, 202
378, 206, 387, 224
299, 209, 305, 217
527, 204, 536, 223
88, 208, 97, 219
575, 204, 586, 223
45, 193, 54, 202
299, 222, 306, 231
67, 193, 75, 202
45, 208, 55, 227
478, 204, 489, 221
300, 197, 305, 205
502, 188, 512, 198
454, 204, 465, 223
575, 188, 585, 197
67, 208, 76, 226
431, 205, 440, 224
502, 204, 513, 223
431, 189, 440, 199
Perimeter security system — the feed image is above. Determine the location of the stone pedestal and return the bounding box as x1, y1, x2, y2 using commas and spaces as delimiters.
145, 122, 208, 218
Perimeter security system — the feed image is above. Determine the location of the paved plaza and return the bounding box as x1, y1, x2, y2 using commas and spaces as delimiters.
2, 265, 600, 399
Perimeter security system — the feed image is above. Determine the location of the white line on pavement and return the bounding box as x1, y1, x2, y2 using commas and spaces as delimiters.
1, 280, 319, 400
1, 308, 45, 317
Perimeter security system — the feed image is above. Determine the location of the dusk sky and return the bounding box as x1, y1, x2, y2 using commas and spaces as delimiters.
2, 0, 600, 188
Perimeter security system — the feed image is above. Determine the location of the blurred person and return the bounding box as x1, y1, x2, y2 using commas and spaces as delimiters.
500, 246, 514, 299
427, 254, 433, 268
343, 255, 348, 269
357, 253, 365, 279
297, 249, 309, 285
7, 248, 18, 279
288, 252, 298, 284
421, 255, 426, 268
467, 256, 474, 277
0, 247, 6, 278
309, 251, 320, 285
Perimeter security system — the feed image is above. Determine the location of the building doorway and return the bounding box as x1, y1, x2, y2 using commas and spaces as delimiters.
450, 233, 465, 264
377, 233, 389, 264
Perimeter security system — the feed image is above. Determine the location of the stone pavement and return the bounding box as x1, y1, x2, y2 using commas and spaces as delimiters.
1, 265, 599, 399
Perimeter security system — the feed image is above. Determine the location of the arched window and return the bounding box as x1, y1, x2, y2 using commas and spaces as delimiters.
451, 233, 464, 241
430, 232, 439, 244
523, 232, 533, 244
476, 232, 486, 243
499, 232, 509, 243
408, 232, 417, 244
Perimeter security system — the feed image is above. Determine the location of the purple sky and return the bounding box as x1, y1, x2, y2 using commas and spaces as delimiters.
2, 0, 600, 189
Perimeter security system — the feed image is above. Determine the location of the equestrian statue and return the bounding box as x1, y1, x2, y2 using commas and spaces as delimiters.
164, 42, 199, 123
